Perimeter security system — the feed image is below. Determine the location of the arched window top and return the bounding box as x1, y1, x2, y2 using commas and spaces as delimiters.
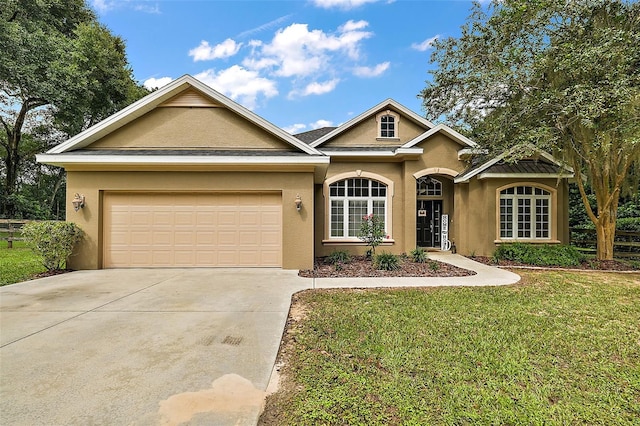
501, 185, 550, 196
417, 176, 442, 197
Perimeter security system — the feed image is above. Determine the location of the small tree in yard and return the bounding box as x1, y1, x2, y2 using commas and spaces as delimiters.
22, 221, 83, 270
358, 214, 387, 256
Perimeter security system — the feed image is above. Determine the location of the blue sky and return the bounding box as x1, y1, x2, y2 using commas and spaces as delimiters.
91, 0, 479, 133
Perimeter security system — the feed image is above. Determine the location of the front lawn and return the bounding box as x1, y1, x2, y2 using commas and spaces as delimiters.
261, 270, 640, 425
0, 241, 46, 286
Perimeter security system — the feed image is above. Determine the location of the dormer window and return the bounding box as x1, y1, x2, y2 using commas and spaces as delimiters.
376, 110, 400, 139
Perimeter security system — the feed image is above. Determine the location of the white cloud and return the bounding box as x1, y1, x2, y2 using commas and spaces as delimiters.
299, 79, 340, 97
90, 0, 113, 12
311, 119, 333, 129
189, 39, 242, 61
411, 35, 439, 52
353, 61, 390, 77
282, 123, 307, 134
194, 66, 278, 110
339, 20, 368, 32
312, 0, 382, 10
244, 21, 373, 78
143, 76, 173, 90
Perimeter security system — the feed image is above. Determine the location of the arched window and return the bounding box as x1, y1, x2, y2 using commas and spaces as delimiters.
376, 110, 399, 139
329, 178, 387, 238
416, 176, 442, 196
499, 186, 551, 239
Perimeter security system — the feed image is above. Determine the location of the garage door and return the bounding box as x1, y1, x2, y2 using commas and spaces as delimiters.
103, 192, 282, 267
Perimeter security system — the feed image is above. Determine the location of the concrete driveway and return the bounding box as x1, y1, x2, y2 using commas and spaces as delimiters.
0, 255, 519, 425
0, 269, 310, 426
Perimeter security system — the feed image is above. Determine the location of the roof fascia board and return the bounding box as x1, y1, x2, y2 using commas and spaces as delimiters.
310, 98, 435, 148
402, 123, 479, 149
36, 153, 330, 166
478, 172, 575, 180
48, 75, 324, 157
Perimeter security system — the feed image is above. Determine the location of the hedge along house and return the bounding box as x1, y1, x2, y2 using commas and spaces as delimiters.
37, 75, 574, 270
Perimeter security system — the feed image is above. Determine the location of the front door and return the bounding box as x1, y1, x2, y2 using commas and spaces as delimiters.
417, 200, 442, 247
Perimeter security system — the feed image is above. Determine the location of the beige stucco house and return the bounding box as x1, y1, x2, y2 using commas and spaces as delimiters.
37, 75, 574, 270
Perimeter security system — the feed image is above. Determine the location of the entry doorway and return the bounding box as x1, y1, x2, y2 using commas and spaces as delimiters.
416, 199, 442, 248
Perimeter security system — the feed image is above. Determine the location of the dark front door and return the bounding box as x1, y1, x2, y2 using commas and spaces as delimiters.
417, 200, 442, 248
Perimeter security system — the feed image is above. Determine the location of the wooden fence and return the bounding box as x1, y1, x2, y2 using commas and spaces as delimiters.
570, 228, 640, 259
0, 219, 30, 249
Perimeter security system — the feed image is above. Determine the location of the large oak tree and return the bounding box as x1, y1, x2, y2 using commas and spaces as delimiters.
1, 0, 147, 217
420, 0, 640, 260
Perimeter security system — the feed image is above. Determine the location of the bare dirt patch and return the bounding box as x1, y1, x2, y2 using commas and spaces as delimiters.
298, 255, 475, 278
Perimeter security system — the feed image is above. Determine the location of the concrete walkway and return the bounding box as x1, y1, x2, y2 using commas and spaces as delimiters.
0, 255, 518, 426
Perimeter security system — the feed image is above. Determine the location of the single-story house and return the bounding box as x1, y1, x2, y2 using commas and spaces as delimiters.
37, 75, 574, 270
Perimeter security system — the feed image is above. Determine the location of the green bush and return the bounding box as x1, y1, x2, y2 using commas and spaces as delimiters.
617, 217, 640, 232
493, 243, 585, 267
410, 247, 428, 263
373, 252, 400, 271
326, 250, 351, 265
428, 260, 440, 272
21, 221, 83, 270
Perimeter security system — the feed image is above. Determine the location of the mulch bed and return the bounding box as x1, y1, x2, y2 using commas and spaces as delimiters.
471, 256, 639, 271
32, 269, 74, 279
299, 255, 476, 278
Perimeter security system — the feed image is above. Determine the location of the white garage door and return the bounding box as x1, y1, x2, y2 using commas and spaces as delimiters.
103, 192, 282, 267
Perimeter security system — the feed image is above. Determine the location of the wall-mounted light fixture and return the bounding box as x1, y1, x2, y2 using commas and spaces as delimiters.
72, 193, 85, 212
294, 194, 302, 211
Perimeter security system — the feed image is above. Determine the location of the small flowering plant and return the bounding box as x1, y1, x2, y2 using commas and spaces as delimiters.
358, 213, 387, 255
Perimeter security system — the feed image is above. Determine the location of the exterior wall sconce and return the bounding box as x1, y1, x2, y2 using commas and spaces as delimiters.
72, 193, 85, 212
294, 194, 302, 211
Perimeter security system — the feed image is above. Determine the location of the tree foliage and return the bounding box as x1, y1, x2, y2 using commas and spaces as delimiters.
0, 0, 147, 217
420, 0, 640, 260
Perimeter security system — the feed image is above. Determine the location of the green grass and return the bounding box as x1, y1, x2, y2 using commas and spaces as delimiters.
0, 241, 46, 286
262, 271, 640, 425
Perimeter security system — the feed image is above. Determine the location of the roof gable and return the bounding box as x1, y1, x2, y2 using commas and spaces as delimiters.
47, 75, 323, 156
402, 124, 478, 149
310, 99, 434, 148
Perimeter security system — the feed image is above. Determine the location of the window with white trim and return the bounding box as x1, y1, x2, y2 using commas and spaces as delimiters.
377, 110, 399, 139
329, 178, 387, 238
500, 186, 551, 239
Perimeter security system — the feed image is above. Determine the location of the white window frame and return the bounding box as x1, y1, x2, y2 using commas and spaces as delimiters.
376, 110, 400, 139
498, 185, 552, 240
323, 172, 394, 243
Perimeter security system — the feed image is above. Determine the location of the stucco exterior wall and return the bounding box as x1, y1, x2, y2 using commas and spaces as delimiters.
88, 107, 293, 151
454, 177, 571, 257
66, 170, 315, 270
323, 114, 427, 147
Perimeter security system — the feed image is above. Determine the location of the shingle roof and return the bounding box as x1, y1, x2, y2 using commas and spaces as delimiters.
293, 127, 338, 144
483, 159, 563, 174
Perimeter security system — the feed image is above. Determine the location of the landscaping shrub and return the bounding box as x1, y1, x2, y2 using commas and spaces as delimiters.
374, 252, 400, 270
358, 214, 386, 255
410, 247, 428, 263
21, 221, 83, 270
326, 249, 351, 265
493, 243, 585, 267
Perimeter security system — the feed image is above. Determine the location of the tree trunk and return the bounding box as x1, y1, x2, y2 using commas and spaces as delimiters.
595, 213, 616, 260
